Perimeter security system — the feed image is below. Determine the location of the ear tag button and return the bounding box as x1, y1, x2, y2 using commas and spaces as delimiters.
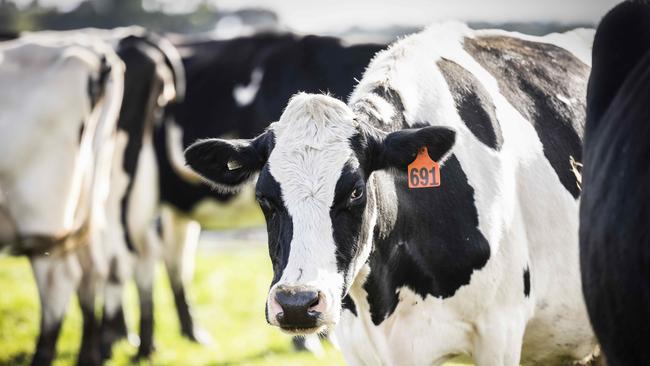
408, 147, 440, 189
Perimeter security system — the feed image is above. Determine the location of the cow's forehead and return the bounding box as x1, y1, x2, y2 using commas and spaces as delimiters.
268, 93, 359, 207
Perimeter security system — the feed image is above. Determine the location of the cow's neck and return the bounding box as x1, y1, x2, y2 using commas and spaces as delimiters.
347, 92, 491, 326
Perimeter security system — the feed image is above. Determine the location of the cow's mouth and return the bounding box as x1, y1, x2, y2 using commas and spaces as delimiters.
278, 324, 325, 335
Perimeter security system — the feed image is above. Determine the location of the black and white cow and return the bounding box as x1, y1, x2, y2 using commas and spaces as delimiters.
580, 1, 650, 365
185, 23, 600, 364
154, 32, 384, 349
0, 34, 124, 366
96, 29, 185, 360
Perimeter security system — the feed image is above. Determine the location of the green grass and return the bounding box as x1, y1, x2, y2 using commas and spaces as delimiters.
0, 248, 345, 366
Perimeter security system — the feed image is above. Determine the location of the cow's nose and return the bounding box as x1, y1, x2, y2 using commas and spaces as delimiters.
274, 286, 322, 330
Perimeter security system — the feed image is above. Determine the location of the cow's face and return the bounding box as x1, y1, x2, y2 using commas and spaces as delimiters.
186, 93, 455, 334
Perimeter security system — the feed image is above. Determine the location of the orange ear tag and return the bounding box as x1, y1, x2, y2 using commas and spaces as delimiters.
407, 147, 440, 189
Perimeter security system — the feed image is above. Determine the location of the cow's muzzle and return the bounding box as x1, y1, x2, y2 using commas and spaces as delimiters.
269, 285, 327, 333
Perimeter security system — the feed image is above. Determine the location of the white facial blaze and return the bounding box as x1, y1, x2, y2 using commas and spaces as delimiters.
267, 93, 358, 323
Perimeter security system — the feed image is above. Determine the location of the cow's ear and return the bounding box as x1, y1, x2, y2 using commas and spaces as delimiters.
368, 126, 456, 172
184, 131, 273, 192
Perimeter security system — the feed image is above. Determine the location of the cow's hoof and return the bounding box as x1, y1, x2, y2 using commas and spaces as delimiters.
292, 335, 324, 357
183, 326, 213, 346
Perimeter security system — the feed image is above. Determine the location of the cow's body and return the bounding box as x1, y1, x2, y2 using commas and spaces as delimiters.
0, 35, 124, 365
98, 29, 183, 359
580, 2, 650, 365
0, 28, 184, 363
186, 23, 597, 365
336, 24, 596, 365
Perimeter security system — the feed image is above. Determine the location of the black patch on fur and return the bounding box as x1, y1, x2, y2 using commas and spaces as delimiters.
464, 35, 589, 198
580, 2, 650, 365
523, 266, 531, 297
86, 56, 111, 109
342, 294, 358, 316
368, 85, 409, 129
437, 58, 502, 150
256, 165, 294, 287
363, 155, 490, 325
78, 121, 85, 144
331, 162, 367, 290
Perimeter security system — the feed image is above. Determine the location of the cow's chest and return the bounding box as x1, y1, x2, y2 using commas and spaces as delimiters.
335, 288, 476, 366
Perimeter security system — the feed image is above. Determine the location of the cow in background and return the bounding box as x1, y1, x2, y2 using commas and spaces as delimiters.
580, 1, 650, 365
0, 34, 124, 366
156, 33, 384, 351
96, 29, 185, 360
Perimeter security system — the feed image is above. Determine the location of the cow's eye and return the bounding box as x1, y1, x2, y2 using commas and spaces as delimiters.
350, 187, 364, 202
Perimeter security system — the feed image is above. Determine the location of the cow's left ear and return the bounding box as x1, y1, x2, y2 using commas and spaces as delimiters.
184, 130, 273, 192
368, 126, 456, 172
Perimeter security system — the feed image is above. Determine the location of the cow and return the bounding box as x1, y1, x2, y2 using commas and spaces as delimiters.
156, 32, 384, 351
96, 29, 185, 360
184, 23, 600, 365
580, 1, 650, 365
0, 27, 184, 363
0, 34, 124, 366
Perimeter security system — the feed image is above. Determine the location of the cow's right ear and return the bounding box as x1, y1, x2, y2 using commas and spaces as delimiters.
184, 131, 273, 192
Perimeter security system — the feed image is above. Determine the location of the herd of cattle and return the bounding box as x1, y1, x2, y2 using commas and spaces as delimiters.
0, 1, 648, 365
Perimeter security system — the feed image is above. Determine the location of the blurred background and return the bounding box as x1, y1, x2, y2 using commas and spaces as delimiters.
0, 1, 621, 365
1, 0, 619, 39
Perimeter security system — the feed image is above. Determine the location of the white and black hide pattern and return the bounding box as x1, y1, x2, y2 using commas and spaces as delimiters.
185, 23, 598, 365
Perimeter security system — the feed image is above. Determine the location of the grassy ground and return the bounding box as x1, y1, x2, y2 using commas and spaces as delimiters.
0, 248, 345, 366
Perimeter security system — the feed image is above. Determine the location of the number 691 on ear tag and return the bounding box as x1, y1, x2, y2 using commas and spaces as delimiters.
408, 147, 440, 189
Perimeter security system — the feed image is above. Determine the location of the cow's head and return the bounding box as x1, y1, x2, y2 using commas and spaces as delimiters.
185, 93, 455, 334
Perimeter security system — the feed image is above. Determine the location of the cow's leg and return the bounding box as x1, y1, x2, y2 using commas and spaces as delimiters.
133, 235, 157, 359
473, 310, 525, 366
76, 271, 101, 366
99, 271, 130, 360
30, 252, 82, 366
160, 206, 211, 344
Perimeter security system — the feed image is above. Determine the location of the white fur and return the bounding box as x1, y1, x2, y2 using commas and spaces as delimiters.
234, 67, 264, 107
266, 93, 359, 330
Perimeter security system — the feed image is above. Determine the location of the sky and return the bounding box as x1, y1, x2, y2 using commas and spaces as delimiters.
16, 0, 623, 33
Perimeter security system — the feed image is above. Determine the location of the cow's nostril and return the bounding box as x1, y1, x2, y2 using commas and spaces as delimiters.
308, 294, 320, 310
